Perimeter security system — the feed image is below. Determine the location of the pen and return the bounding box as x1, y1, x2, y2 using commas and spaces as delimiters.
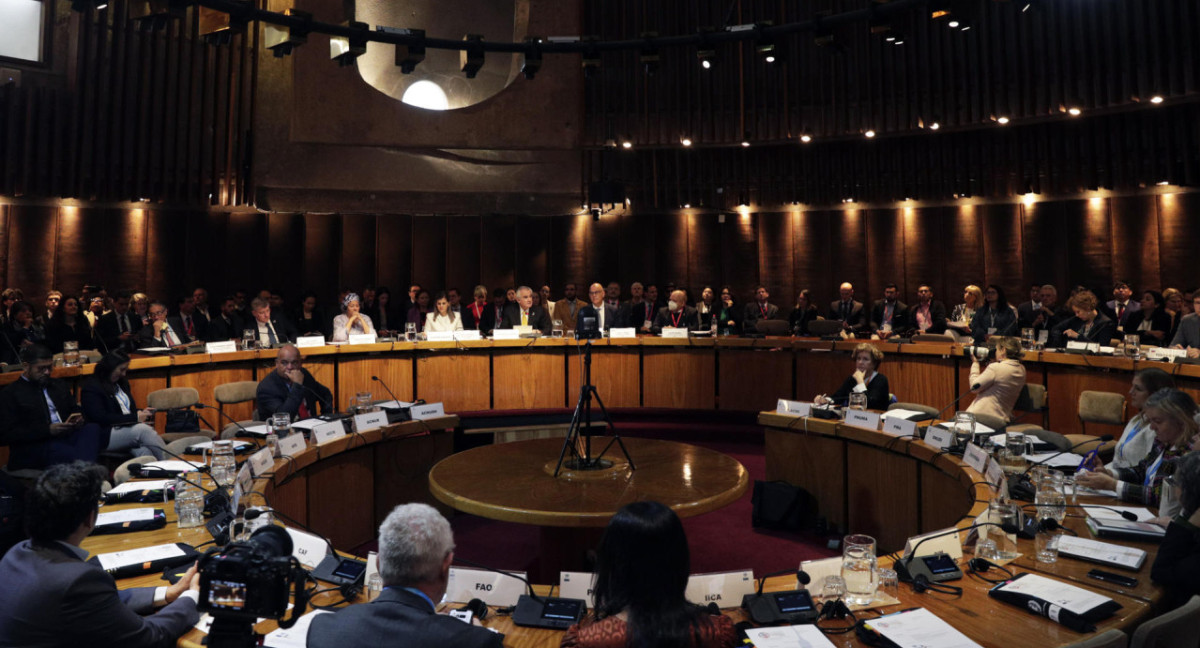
1077, 446, 1100, 472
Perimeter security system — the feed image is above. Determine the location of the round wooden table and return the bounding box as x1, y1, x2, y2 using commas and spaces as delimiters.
429, 437, 749, 527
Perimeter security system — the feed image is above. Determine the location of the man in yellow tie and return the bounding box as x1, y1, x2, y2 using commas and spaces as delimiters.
499, 286, 552, 335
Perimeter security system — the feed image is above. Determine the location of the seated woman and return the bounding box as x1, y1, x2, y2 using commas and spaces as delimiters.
1086, 368, 1176, 473
1125, 290, 1172, 346
369, 286, 398, 334
406, 289, 432, 331
292, 291, 328, 338
814, 343, 890, 410
331, 293, 374, 342
969, 285, 1018, 344
2, 301, 46, 365
1076, 388, 1199, 518
80, 350, 166, 460
716, 287, 742, 335
946, 285, 983, 342
1150, 452, 1200, 609
1163, 288, 1185, 347
560, 501, 735, 648
966, 336, 1026, 424
45, 296, 96, 354
789, 289, 819, 336
425, 292, 464, 333
1050, 290, 1117, 347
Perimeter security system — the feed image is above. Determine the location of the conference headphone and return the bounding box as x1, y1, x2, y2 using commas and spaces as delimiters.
814, 598, 860, 635
966, 557, 1015, 585
910, 574, 963, 597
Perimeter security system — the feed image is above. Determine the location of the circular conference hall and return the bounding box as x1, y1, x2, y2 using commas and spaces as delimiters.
2, 0, 1200, 647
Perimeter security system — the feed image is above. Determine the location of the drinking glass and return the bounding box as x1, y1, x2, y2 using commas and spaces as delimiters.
405, 322, 417, 342
241, 329, 256, 350
1021, 328, 1035, 350
552, 320, 564, 338
355, 391, 373, 414
841, 534, 878, 606
1006, 432, 1027, 458
820, 575, 846, 603
1123, 334, 1140, 359
175, 474, 205, 528
1035, 472, 1067, 524
366, 573, 383, 601
848, 393, 868, 411
986, 501, 1021, 561
953, 411, 976, 446
209, 440, 237, 490
62, 341, 80, 367
1035, 530, 1061, 564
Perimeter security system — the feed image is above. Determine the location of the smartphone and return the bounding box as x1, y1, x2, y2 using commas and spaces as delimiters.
65, 413, 85, 425
1086, 569, 1138, 588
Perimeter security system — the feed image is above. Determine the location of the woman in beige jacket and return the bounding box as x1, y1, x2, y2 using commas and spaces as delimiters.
967, 336, 1026, 423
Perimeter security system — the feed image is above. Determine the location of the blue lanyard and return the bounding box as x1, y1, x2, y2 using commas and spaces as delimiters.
1117, 418, 1145, 463
1145, 449, 1166, 491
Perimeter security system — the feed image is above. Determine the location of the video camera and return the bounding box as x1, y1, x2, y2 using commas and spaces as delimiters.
198, 525, 309, 648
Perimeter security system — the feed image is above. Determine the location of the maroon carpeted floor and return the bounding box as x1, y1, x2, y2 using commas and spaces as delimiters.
367, 412, 840, 579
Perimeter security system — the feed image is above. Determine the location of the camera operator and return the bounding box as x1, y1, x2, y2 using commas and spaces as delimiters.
307, 503, 503, 648
0, 461, 201, 647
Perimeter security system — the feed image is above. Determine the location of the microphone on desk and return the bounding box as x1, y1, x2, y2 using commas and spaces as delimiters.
451, 555, 587, 629
1008, 435, 1115, 501
194, 403, 252, 438
895, 520, 1020, 586
741, 567, 817, 625
1020, 503, 1138, 522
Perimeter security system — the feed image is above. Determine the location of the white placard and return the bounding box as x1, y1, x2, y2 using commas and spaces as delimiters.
96, 543, 185, 571
609, 327, 636, 339
353, 411, 388, 433
285, 527, 330, 569
800, 557, 843, 590
662, 327, 690, 339
236, 462, 253, 495
492, 329, 520, 340
985, 457, 1005, 487
881, 409, 928, 421
684, 570, 755, 607
453, 329, 481, 341
844, 409, 881, 431
106, 479, 172, 495
261, 610, 330, 648
776, 399, 812, 417
446, 567, 527, 607
993, 573, 1113, 616
1147, 347, 1187, 361
866, 607, 983, 648
295, 335, 325, 348
311, 421, 346, 444
559, 571, 596, 607
277, 433, 307, 456
411, 402, 446, 420
425, 331, 454, 342
1066, 340, 1101, 353
745, 625, 838, 648
902, 527, 965, 561
248, 447, 275, 477
96, 508, 157, 526
347, 333, 377, 345
925, 427, 954, 450
883, 417, 918, 438
962, 443, 989, 473
205, 340, 238, 354
144, 460, 205, 474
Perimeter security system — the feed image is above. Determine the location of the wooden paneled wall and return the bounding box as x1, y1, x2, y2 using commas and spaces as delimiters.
1, 191, 1195, 310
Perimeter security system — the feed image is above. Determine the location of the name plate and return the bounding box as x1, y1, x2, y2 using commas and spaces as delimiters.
277, 433, 307, 456
1147, 347, 1187, 361
609, 327, 636, 339
348, 333, 377, 345
800, 557, 843, 590
353, 411, 388, 433
296, 335, 325, 348
1066, 340, 1101, 353
844, 409, 881, 431
205, 341, 238, 354
925, 427, 954, 450
963, 443, 989, 473
985, 457, 1005, 488
411, 402, 446, 420
235, 463, 253, 507
453, 329, 481, 341
425, 331, 454, 342
446, 567, 527, 607
311, 421, 346, 445
285, 527, 329, 569
493, 329, 520, 340
684, 570, 756, 608
559, 571, 596, 607
776, 399, 812, 417
903, 527, 965, 561
662, 327, 689, 339
365, 553, 379, 587
883, 417, 918, 438
248, 447, 275, 477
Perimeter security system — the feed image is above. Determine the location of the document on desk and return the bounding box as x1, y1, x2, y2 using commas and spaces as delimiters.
864, 608, 982, 648
96, 543, 185, 571
144, 460, 205, 473
880, 409, 927, 421
96, 508, 156, 525
991, 573, 1113, 616
745, 624, 837, 648
1022, 452, 1082, 469
1056, 536, 1147, 570
262, 610, 330, 647
106, 479, 172, 495
1083, 505, 1155, 522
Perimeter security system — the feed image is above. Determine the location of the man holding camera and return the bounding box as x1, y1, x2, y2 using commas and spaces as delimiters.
0, 461, 201, 647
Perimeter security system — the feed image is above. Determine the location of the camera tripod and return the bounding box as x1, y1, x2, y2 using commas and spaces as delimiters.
553, 339, 635, 477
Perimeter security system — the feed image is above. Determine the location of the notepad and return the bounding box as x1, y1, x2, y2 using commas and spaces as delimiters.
96, 508, 157, 526
106, 479, 172, 496
143, 460, 204, 473
96, 543, 185, 571
865, 608, 982, 648
745, 624, 837, 648
1056, 536, 1146, 571
1083, 505, 1155, 522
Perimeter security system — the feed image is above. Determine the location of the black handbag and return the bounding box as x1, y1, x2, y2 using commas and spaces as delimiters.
164, 407, 200, 433
751, 480, 815, 531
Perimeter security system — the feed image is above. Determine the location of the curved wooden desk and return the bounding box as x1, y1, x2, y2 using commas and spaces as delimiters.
428, 437, 749, 527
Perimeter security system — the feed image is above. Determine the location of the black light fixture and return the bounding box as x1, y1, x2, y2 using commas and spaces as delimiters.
330, 21, 369, 66
753, 22, 776, 63
639, 32, 659, 74
520, 37, 542, 80
128, 0, 189, 31
460, 34, 485, 78
379, 27, 425, 73
199, 0, 251, 45
265, 9, 312, 58
581, 39, 601, 77
591, 207, 602, 222
70, 0, 109, 13
697, 28, 717, 69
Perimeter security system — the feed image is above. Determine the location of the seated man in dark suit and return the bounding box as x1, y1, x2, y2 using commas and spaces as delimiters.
907, 284, 949, 335
0, 461, 201, 647
580, 283, 621, 333
652, 289, 699, 334
869, 283, 909, 339
477, 288, 507, 335
499, 286, 552, 335
1016, 283, 1043, 329
175, 294, 207, 342
742, 285, 782, 332
307, 503, 503, 648
0, 344, 95, 470
207, 296, 245, 341
248, 297, 298, 347
624, 282, 654, 334
256, 344, 333, 420
96, 291, 143, 353
135, 301, 195, 349
829, 282, 866, 334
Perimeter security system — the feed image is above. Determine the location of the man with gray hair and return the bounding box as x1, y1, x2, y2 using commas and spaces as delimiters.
306, 503, 503, 647
499, 286, 551, 335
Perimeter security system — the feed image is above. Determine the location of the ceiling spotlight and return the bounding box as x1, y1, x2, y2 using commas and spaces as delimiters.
948, 20, 960, 28
683, 204, 691, 209
996, 116, 1010, 124
886, 35, 896, 42
1067, 106, 1082, 116
930, 121, 941, 130
460, 34, 485, 78
640, 32, 660, 75
377, 26, 424, 73
843, 198, 855, 203
741, 141, 750, 147
698, 47, 716, 69
800, 134, 812, 143
581, 40, 601, 77
329, 21, 369, 67
754, 23, 777, 63
681, 137, 693, 147
621, 141, 633, 149
1150, 95, 1164, 104
893, 35, 905, 45
264, 10, 312, 57
864, 130, 876, 138
70, 0, 108, 12
930, 2, 952, 20
1157, 180, 1170, 186
520, 37, 542, 79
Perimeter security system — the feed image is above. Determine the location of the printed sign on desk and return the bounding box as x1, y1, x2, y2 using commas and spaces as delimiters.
453, 329, 481, 341
963, 443, 989, 473
411, 402, 446, 420
248, 447, 275, 477
493, 329, 520, 340
277, 433, 307, 457
883, 417, 918, 438
684, 570, 755, 608
353, 411, 388, 433
925, 427, 953, 450
844, 409, 881, 431
776, 399, 812, 417
662, 327, 689, 339
425, 331, 454, 342
205, 341, 238, 354
347, 333, 377, 345
609, 328, 636, 339
296, 335, 325, 348
311, 421, 346, 445
446, 567, 527, 607
559, 572, 596, 607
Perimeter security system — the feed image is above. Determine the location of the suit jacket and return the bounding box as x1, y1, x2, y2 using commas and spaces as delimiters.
247, 315, 299, 346
1103, 299, 1141, 327
906, 301, 949, 335
551, 299, 588, 330
477, 304, 505, 335
0, 377, 92, 471
969, 305, 1019, 344
45, 319, 96, 354
743, 302, 782, 331
652, 305, 699, 334
307, 587, 502, 648
255, 369, 333, 420
79, 379, 142, 450
207, 312, 246, 342
828, 300, 867, 332
0, 540, 199, 648
1049, 313, 1118, 348
1170, 313, 1200, 348
869, 300, 910, 333
625, 301, 655, 331
579, 303, 620, 332
829, 372, 891, 411
788, 306, 820, 336
1016, 301, 1041, 329
175, 312, 207, 342
134, 317, 196, 349
1126, 308, 1172, 346
966, 359, 1027, 423
96, 310, 143, 353
499, 303, 552, 335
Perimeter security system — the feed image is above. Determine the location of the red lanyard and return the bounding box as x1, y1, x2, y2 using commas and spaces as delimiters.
671, 310, 684, 327
760, 303, 769, 318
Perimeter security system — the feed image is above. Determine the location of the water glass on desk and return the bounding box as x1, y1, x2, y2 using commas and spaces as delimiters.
1123, 334, 1141, 359
1035, 530, 1061, 564
241, 329, 256, 350
848, 393, 868, 411
62, 341, 80, 367
405, 323, 417, 342
175, 474, 204, 528
986, 501, 1021, 561
953, 411, 976, 446
1035, 472, 1067, 524
208, 440, 237, 491
841, 534, 878, 606
552, 320, 564, 338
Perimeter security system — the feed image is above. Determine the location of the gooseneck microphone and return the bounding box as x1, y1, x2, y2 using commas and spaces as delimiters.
1020, 503, 1138, 522
195, 402, 251, 437
930, 387, 982, 424
371, 375, 403, 405
895, 520, 1019, 584
1021, 435, 1114, 475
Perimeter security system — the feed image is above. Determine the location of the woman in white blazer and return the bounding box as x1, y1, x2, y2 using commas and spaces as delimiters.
425, 292, 464, 333
966, 336, 1026, 423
